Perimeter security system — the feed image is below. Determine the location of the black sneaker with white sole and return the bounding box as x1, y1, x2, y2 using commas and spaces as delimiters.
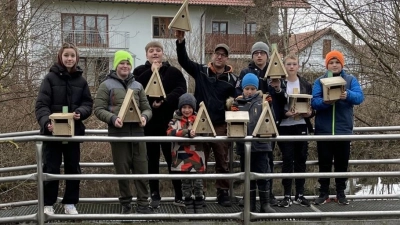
294, 195, 311, 207
278, 196, 292, 208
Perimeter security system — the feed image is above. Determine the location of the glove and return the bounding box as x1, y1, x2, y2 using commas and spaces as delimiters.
231, 102, 239, 111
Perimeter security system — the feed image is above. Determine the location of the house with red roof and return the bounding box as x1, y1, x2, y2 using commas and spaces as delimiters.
33, 0, 310, 87
285, 27, 359, 73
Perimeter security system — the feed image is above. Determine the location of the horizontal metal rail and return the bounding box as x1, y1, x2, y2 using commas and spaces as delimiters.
1, 126, 399, 138
2, 158, 399, 173
2, 133, 400, 143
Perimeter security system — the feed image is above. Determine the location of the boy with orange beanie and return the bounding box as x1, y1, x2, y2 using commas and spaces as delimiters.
311, 50, 364, 205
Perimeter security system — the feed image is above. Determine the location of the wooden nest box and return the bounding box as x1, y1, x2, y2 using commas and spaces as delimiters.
264, 44, 288, 80
168, 0, 192, 32
118, 89, 142, 123
192, 102, 216, 136
144, 68, 166, 99
252, 101, 279, 137
288, 88, 312, 114
225, 111, 249, 137
320, 76, 346, 101
49, 113, 75, 136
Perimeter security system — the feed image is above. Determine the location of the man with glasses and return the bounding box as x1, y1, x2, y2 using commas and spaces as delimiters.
175, 30, 237, 207
236, 41, 286, 207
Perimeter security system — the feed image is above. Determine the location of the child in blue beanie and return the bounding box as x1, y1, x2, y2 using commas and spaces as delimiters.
226, 73, 276, 213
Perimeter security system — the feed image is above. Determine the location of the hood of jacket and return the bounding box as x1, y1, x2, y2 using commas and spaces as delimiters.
49, 63, 83, 78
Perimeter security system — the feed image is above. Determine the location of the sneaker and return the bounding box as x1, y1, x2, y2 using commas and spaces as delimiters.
150, 193, 161, 209
173, 199, 185, 207
278, 196, 292, 208
64, 204, 78, 214
121, 204, 132, 214
136, 205, 154, 214
314, 193, 330, 205
269, 193, 278, 206
336, 192, 349, 205
44, 206, 54, 215
294, 195, 311, 207
217, 189, 232, 207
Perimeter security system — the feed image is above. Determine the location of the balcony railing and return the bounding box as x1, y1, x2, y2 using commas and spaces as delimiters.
205, 33, 256, 55
61, 30, 129, 49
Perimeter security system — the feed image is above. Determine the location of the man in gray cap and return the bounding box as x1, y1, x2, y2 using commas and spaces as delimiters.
175, 30, 237, 207
236, 41, 287, 208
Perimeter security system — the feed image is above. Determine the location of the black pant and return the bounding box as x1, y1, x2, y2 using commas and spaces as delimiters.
267, 150, 274, 193
317, 140, 351, 193
277, 124, 308, 196
42, 141, 81, 206
147, 141, 182, 200
240, 151, 270, 191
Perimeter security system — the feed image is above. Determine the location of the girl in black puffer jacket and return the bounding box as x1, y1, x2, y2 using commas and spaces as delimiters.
35, 43, 93, 215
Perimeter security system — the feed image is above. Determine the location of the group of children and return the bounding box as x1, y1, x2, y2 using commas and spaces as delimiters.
35, 40, 364, 216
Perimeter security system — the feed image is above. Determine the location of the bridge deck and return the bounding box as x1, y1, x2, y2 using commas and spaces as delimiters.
2, 199, 400, 224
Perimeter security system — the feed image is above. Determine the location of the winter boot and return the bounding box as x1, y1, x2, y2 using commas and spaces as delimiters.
194, 196, 204, 213
250, 190, 257, 212
259, 190, 276, 213
184, 197, 194, 214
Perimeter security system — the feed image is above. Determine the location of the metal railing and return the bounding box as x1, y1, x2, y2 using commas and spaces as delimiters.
61, 30, 130, 49
0, 127, 400, 224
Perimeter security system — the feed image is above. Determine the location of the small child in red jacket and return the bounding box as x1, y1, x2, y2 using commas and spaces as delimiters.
167, 93, 205, 213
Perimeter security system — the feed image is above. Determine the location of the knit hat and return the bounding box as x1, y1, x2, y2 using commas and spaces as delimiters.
214, 43, 230, 56
325, 50, 345, 68
178, 93, 197, 111
113, 50, 134, 70
251, 42, 270, 57
241, 73, 259, 89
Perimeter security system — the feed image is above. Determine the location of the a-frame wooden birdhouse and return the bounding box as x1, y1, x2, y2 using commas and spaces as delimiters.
225, 111, 249, 137
320, 76, 346, 101
144, 68, 166, 99
288, 88, 312, 114
264, 44, 288, 80
192, 101, 216, 136
168, 0, 192, 32
118, 89, 141, 123
49, 113, 75, 136
252, 102, 279, 137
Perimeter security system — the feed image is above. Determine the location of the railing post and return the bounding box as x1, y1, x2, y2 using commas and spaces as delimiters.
243, 142, 251, 225
36, 141, 44, 225
229, 141, 234, 202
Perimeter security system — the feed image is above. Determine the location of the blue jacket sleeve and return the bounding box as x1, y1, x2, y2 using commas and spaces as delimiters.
311, 78, 331, 110
346, 77, 364, 105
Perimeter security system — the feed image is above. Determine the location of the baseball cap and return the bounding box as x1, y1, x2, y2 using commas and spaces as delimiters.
214, 43, 229, 56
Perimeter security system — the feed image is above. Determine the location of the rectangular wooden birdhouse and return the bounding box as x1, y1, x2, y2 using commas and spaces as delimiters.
320, 76, 346, 101
225, 111, 249, 138
49, 113, 75, 136
288, 94, 312, 114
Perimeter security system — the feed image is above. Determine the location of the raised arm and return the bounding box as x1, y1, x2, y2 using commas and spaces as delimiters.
175, 30, 201, 79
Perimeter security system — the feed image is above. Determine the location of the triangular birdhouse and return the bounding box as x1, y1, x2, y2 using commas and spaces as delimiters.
118, 89, 141, 123
252, 102, 278, 137
264, 45, 288, 80
192, 101, 216, 136
144, 68, 166, 98
288, 88, 312, 114
225, 111, 249, 137
168, 0, 192, 32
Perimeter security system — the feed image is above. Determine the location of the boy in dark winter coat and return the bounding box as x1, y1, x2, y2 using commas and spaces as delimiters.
94, 50, 153, 214
227, 73, 276, 213
312, 50, 364, 206
276, 55, 314, 208
167, 93, 206, 213
134, 41, 187, 208
35, 42, 93, 215
236, 42, 285, 206
175, 30, 236, 207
